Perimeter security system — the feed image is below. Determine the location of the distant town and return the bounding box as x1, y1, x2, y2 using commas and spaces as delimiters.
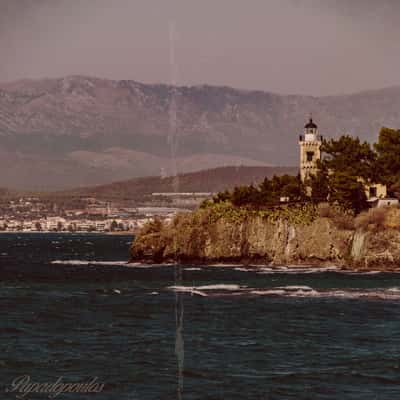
0, 193, 212, 233
0, 165, 297, 234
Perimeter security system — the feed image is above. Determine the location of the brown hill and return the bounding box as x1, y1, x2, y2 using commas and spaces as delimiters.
54, 166, 298, 202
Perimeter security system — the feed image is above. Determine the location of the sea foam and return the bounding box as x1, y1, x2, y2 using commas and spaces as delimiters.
167, 283, 400, 300
51, 260, 129, 266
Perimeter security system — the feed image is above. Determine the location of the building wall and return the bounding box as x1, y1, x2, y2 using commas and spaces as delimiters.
364, 183, 387, 199
376, 198, 399, 208
299, 140, 321, 182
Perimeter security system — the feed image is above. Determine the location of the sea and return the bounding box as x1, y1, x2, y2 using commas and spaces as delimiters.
1, 232, 400, 399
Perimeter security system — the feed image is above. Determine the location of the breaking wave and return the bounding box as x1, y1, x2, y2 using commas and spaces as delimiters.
50, 260, 156, 267
51, 260, 128, 266
168, 284, 243, 297
167, 284, 400, 300
256, 265, 340, 274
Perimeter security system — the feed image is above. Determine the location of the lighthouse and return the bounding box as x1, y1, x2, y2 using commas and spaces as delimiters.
299, 117, 322, 182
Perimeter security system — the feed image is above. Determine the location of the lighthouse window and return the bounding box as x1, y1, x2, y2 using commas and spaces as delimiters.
306, 151, 314, 162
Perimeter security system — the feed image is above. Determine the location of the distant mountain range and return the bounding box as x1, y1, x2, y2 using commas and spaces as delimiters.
0, 75, 400, 189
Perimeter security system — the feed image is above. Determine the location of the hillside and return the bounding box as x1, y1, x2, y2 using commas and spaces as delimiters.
53, 166, 298, 202
0, 75, 400, 189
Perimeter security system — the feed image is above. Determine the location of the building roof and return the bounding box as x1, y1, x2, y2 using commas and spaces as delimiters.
304, 118, 317, 129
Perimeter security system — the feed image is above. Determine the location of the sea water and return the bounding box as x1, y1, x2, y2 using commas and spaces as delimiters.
1, 233, 400, 399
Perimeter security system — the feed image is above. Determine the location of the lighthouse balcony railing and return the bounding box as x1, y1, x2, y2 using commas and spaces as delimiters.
299, 134, 323, 142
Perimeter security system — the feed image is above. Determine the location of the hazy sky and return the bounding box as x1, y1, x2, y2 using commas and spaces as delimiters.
0, 0, 399, 95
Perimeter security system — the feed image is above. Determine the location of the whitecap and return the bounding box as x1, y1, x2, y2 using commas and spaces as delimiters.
248, 286, 400, 300
250, 289, 287, 296
342, 270, 385, 275
209, 263, 242, 268
196, 284, 242, 291
386, 287, 400, 292
51, 260, 128, 266
167, 284, 243, 297
167, 286, 208, 297
126, 263, 174, 268
275, 285, 314, 291
256, 266, 341, 274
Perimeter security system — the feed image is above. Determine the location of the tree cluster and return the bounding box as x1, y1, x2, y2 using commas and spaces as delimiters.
212, 174, 305, 208
374, 127, 400, 190
210, 127, 400, 214
310, 128, 400, 212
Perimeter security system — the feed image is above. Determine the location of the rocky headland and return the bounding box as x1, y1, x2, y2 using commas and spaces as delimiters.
130, 203, 400, 271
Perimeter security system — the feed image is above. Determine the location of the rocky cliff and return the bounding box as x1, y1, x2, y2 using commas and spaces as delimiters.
130, 204, 400, 271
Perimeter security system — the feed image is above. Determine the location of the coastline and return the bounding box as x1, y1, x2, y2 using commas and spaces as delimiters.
130, 205, 400, 272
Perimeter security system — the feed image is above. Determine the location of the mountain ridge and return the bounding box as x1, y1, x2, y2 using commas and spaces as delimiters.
0, 75, 399, 189
2, 74, 400, 97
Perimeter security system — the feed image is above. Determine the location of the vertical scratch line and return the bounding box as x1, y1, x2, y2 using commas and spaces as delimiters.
170, 20, 184, 400
175, 265, 184, 400
168, 21, 180, 193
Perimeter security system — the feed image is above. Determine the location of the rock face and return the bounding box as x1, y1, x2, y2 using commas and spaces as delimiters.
1, 75, 400, 189
352, 230, 400, 269
130, 207, 400, 270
